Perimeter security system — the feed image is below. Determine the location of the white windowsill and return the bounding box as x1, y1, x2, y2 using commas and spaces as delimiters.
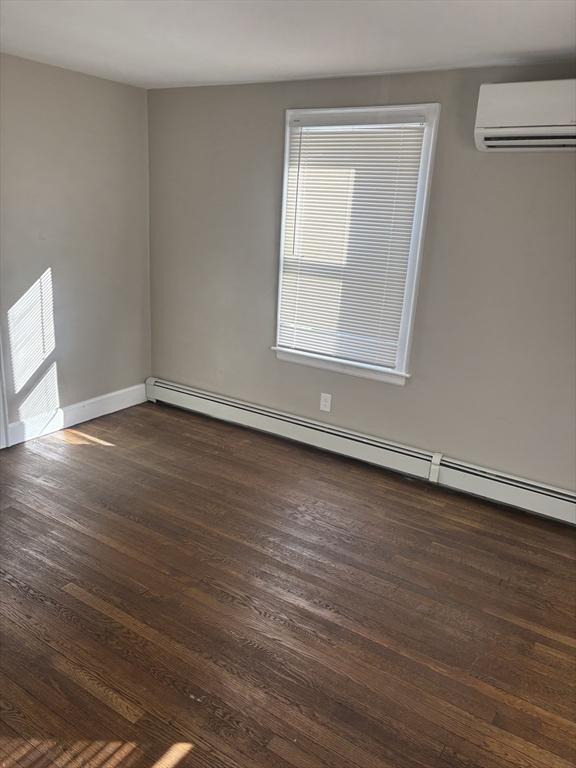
272, 347, 408, 385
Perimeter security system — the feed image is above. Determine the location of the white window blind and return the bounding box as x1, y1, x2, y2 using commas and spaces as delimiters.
275, 104, 439, 383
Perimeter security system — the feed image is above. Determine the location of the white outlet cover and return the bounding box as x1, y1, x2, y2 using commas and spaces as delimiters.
320, 393, 332, 412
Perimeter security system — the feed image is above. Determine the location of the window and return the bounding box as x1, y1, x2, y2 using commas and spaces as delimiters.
274, 104, 440, 385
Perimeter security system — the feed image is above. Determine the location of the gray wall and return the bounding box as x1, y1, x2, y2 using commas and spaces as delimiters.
148, 63, 576, 491
0, 54, 150, 423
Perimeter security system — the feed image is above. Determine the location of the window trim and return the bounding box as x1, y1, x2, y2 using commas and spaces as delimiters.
274, 103, 441, 384
272, 347, 409, 385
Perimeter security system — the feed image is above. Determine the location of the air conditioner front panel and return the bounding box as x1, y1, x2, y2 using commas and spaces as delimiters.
475, 79, 576, 152
476, 80, 576, 129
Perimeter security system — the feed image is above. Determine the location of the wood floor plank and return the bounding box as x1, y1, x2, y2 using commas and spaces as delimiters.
1, 402, 575, 767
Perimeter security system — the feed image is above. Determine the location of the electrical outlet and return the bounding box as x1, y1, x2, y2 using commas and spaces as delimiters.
320, 393, 332, 413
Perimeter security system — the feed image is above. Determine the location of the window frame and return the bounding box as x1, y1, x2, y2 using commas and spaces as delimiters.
273, 103, 441, 385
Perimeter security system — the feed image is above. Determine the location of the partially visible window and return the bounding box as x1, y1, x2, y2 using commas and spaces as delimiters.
274, 104, 440, 384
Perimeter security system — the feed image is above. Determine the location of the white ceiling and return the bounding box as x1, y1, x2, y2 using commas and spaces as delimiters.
1, 0, 575, 89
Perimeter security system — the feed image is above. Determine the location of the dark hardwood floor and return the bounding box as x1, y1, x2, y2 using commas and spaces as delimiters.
0, 402, 575, 768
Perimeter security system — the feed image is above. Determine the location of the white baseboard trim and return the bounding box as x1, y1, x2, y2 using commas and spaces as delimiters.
146, 377, 576, 525
8, 383, 146, 446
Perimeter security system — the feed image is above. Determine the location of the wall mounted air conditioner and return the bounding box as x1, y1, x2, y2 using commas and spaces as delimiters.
475, 79, 576, 151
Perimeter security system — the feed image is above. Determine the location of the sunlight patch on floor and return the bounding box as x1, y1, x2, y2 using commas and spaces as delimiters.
0, 739, 194, 767
52, 428, 115, 446
150, 742, 194, 767
0, 739, 138, 767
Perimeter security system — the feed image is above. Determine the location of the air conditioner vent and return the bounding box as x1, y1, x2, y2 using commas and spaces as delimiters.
482, 133, 576, 150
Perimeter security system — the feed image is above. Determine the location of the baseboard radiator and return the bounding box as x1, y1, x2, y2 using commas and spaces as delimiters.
146, 377, 576, 525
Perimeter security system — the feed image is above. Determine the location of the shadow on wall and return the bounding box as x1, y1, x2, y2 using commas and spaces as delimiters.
7, 267, 62, 438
